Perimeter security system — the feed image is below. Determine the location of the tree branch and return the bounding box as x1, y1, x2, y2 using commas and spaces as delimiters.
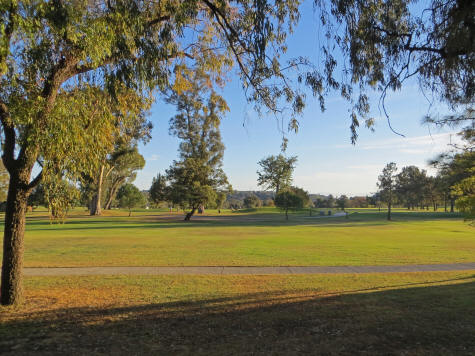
27, 170, 43, 192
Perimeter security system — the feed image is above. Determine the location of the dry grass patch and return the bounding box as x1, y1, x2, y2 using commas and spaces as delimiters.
1, 271, 474, 355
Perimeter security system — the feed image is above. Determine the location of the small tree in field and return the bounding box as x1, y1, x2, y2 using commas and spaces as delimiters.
257, 155, 298, 194
378, 163, 398, 221
117, 184, 145, 216
336, 195, 349, 211
274, 190, 304, 220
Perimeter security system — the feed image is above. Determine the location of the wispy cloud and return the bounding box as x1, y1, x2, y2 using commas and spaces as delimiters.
148, 154, 160, 161
356, 132, 462, 155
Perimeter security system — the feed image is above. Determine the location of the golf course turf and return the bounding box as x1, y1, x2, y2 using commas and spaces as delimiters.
1, 208, 474, 354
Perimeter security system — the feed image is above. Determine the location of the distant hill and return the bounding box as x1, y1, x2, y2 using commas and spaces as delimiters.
228, 191, 330, 201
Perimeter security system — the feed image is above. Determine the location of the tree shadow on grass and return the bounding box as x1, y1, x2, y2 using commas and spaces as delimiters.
1, 277, 474, 355
21, 211, 467, 232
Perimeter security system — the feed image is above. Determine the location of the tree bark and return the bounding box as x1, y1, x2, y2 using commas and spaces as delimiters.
184, 208, 196, 221
450, 197, 455, 213
1, 154, 37, 305
104, 178, 124, 210
89, 165, 104, 216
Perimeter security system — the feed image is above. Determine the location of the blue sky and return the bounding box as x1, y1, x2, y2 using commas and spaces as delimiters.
134, 1, 458, 196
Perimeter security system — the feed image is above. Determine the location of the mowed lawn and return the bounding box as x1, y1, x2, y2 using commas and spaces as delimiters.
2, 208, 473, 267
1, 271, 474, 354
1, 209, 474, 354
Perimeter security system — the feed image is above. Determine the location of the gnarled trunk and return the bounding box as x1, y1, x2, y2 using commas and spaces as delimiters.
1, 169, 33, 305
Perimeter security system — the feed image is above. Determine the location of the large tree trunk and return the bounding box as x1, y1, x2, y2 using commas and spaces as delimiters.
184, 208, 196, 221
89, 165, 104, 216
450, 197, 455, 213
387, 201, 391, 221
1, 166, 35, 305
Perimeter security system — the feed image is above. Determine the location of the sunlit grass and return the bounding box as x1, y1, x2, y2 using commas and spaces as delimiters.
1, 208, 472, 267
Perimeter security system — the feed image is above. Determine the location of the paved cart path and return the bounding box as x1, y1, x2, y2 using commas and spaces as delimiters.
24, 263, 475, 276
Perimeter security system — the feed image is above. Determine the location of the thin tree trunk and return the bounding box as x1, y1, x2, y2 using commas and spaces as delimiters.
90, 165, 104, 216
285, 208, 288, 220
387, 201, 391, 220
104, 178, 124, 210
184, 207, 196, 221
450, 198, 455, 213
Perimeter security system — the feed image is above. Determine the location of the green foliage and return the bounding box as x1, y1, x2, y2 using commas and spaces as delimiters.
453, 174, 475, 222
149, 173, 168, 207
378, 162, 398, 220
378, 163, 397, 201
243, 194, 262, 209
291, 186, 311, 208
274, 189, 305, 220
166, 73, 230, 219
103, 145, 146, 210
42, 178, 80, 223
395, 166, 428, 209
313, 0, 474, 141
257, 154, 297, 194
28, 184, 46, 209
215, 192, 227, 210
117, 183, 145, 216
336, 195, 349, 211
0, 161, 8, 202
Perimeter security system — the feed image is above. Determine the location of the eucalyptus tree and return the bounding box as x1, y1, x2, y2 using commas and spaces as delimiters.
103, 146, 146, 210
0, 0, 309, 305
166, 74, 230, 221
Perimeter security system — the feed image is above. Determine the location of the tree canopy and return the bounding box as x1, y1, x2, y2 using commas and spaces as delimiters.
377, 162, 398, 220
165, 74, 230, 220
1, 0, 306, 305
117, 183, 145, 216
313, 0, 474, 141
149, 173, 168, 208
274, 188, 305, 220
257, 154, 297, 195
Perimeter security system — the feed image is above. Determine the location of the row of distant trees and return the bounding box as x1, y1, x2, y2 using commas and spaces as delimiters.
377, 132, 474, 221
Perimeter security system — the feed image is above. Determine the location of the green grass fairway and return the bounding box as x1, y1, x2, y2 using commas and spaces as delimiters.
2, 208, 473, 267
1, 271, 474, 354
